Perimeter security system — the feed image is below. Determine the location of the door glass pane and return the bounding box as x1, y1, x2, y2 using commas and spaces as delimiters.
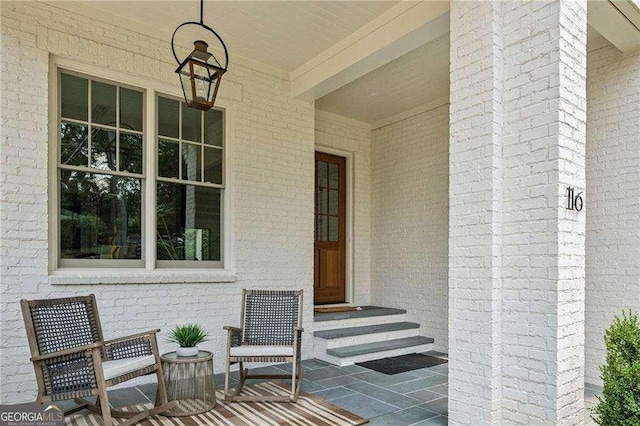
91, 128, 117, 171
119, 132, 143, 174
317, 161, 328, 187
61, 73, 88, 121
203, 147, 222, 184
182, 105, 201, 142
329, 216, 339, 242
156, 182, 221, 261
328, 163, 339, 189
329, 189, 338, 215
120, 87, 143, 132
204, 109, 223, 146
60, 122, 88, 166
319, 188, 328, 214
91, 81, 117, 126
158, 97, 179, 138
182, 142, 201, 182
60, 170, 142, 259
317, 216, 328, 241
158, 139, 179, 178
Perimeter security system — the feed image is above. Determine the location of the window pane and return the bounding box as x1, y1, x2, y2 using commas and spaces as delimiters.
119, 132, 143, 174
317, 161, 327, 187
203, 147, 222, 184
91, 128, 117, 171
91, 128, 116, 170
60, 171, 142, 259
91, 81, 116, 125
157, 182, 221, 261
60, 122, 88, 166
158, 139, 179, 178
158, 97, 179, 138
61, 74, 88, 121
182, 142, 201, 182
204, 109, 223, 146
329, 189, 338, 215
329, 163, 339, 189
120, 87, 143, 132
182, 105, 201, 142
329, 216, 339, 242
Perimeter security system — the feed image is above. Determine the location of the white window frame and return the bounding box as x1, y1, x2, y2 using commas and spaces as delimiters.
48, 56, 235, 284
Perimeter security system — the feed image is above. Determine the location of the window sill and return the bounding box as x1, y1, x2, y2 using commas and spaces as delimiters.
48, 269, 237, 285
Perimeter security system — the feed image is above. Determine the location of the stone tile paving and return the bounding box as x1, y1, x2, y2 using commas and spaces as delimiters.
61, 352, 603, 426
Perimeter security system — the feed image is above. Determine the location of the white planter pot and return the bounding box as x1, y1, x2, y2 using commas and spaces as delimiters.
176, 346, 199, 357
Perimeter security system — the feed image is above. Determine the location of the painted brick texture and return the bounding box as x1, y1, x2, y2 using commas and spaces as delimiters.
371, 105, 449, 354
449, 0, 587, 424
585, 45, 640, 385
448, 1, 504, 423
0, 1, 315, 404
315, 110, 372, 306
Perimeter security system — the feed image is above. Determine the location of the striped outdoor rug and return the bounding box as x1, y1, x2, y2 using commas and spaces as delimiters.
65, 381, 367, 425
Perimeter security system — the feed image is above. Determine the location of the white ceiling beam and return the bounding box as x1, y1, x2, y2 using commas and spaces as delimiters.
290, 1, 450, 103
588, 0, 640, 53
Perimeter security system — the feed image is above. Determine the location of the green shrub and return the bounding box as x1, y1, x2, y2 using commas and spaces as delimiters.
592, 310, 640, 425
167, 324, 209, 348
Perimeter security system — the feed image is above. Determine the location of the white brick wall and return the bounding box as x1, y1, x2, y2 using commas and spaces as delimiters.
315, 110, 372, 306
449, 0, 587, 424
585, 45, 640, 385
370, 105, 449, 354
0, 1, 315, 404
448, 1, 504, 422
501, 1, 587, 423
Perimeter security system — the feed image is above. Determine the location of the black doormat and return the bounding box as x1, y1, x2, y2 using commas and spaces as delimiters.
356, 353, 448, 375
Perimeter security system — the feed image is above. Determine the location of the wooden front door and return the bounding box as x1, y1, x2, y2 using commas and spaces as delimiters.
314, 152, 346, 304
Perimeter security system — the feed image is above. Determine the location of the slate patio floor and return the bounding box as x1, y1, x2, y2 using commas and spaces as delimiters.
60, 351, 603, 425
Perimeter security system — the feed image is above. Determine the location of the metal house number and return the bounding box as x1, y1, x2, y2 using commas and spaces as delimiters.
566, 187, 583, 212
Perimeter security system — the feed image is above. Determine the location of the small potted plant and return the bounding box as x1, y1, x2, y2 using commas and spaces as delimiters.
168, 324, 209, 357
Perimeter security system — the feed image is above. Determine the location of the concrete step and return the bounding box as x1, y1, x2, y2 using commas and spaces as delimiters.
314, 322, 421, 349
318, 336, 435, 367
313, 306, 407, 331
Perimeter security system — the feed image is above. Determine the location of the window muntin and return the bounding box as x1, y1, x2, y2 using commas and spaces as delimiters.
156, 95, 224, 266
58, 71, 145, 267
55, 70, 226, 270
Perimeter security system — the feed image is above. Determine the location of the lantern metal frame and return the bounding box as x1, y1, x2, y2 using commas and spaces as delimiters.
171, 0, 229, 110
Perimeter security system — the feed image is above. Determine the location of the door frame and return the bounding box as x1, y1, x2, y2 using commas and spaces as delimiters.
314, 145, 354, 305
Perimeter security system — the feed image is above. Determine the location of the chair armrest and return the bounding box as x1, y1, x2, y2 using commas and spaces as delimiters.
103, 329, 160, 346
31, 342, 103, 362
104, 330, 158, 360
294, 327, 304, 333
224, 326, 243, 348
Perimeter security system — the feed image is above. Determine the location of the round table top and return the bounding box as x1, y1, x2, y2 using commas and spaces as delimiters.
161, 350, 213, 363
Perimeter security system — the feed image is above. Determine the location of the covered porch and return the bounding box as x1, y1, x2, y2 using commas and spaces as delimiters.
2, 0, 640, 424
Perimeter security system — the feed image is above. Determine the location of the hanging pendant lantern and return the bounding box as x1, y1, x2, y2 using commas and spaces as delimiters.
172, 0, 228, 111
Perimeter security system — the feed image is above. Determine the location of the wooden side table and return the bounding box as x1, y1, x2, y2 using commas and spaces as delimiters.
160, 350, 216, 416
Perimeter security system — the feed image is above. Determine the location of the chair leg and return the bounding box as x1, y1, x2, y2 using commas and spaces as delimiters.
96, 389, 113, 426
155, 365, 169, 407
290, 358, 297, 402
226, 362, 248, 402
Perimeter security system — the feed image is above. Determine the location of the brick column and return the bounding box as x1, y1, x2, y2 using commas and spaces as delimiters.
449, 1, 587, 424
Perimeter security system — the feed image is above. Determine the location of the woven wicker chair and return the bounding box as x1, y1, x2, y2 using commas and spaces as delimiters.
20, 294, 176, 425
224, 289, 304, 402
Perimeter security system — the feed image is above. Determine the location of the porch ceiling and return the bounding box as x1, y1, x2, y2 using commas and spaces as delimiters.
49, 0, 399, 73
48, 1, 614, 127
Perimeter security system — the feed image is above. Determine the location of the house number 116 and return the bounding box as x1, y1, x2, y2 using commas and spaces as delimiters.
566, 187, 583, 212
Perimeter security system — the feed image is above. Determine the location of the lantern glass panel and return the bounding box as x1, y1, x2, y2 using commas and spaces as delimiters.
191, 61, 213, 103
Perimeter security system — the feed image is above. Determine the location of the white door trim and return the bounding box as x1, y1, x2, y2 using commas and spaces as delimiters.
314, 145, 354, 305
